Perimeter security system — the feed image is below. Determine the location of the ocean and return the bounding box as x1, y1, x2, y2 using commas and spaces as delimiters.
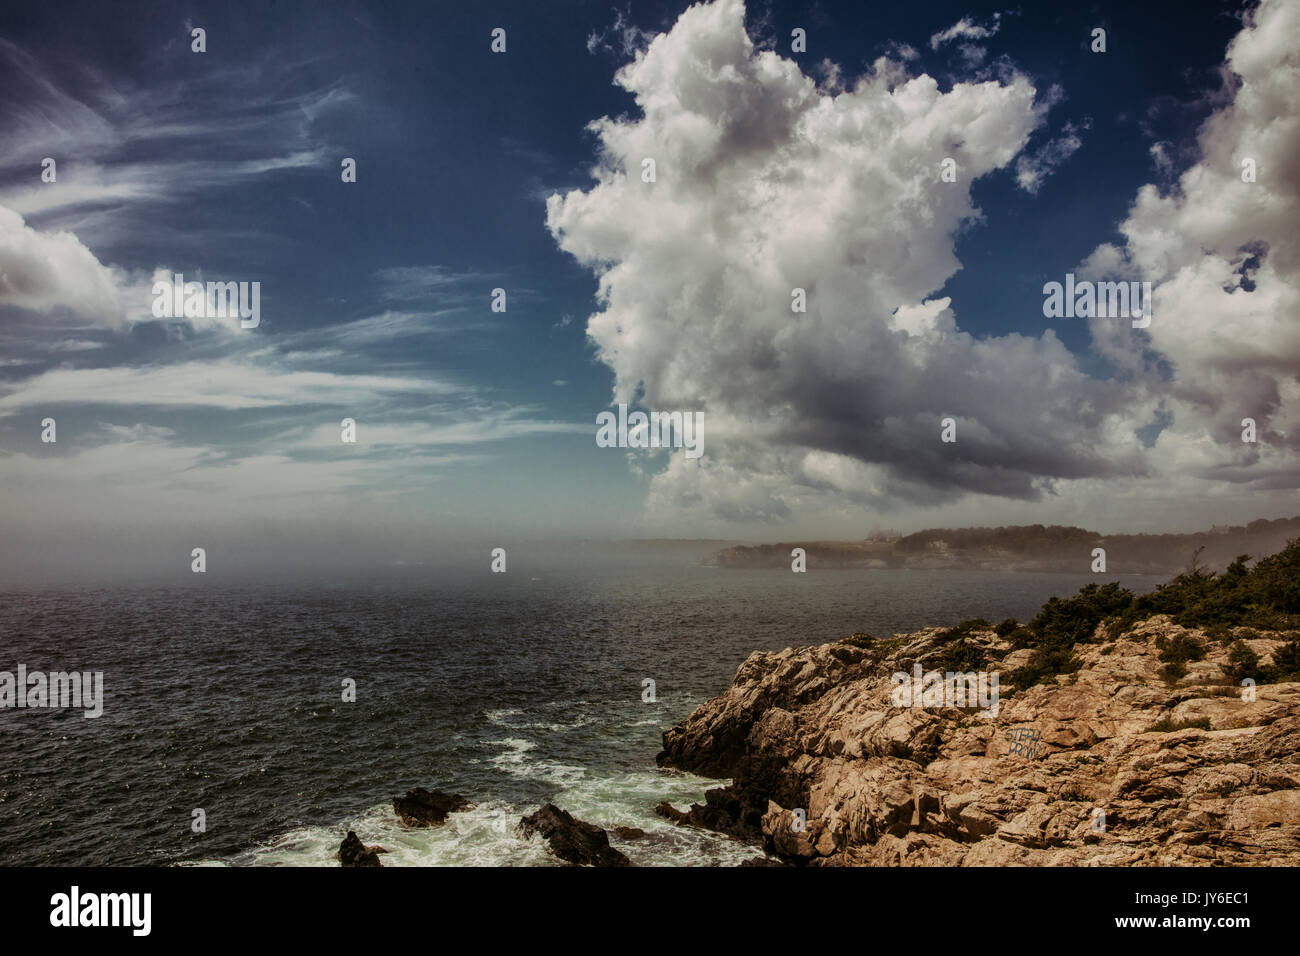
0, 547, 1159, 866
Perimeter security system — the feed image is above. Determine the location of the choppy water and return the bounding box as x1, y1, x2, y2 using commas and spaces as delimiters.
0, 549, 1158, 866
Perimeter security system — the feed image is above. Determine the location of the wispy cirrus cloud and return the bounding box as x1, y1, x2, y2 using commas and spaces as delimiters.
0, 35, 352, 247
0, 359, 457, 415
1016, 118, 1091, 194
929, 13, 1003, 49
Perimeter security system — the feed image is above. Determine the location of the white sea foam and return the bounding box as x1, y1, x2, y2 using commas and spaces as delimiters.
203, 767, 771, 867
485, 707, 599, 733
488, 736, 586, 786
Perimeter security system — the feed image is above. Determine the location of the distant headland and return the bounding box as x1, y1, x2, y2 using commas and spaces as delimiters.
705, 516, 1300, 574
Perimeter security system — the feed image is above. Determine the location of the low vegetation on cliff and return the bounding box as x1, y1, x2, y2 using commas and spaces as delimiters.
999, 541, 1300, 690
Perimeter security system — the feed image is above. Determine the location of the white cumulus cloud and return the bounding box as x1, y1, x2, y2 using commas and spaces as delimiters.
547, 0, 1143, 532
1083, 0, 1300, 494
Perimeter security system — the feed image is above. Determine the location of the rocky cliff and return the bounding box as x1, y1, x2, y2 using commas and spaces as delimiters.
657, 618, 1300, 865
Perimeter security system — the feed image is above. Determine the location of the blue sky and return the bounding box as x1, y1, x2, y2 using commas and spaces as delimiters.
1, 0, 1296, 579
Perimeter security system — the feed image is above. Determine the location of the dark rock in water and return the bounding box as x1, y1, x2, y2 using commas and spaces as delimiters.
392, 787, 472, 827
518, 804, 631, 867
692, 786, 755, 838
612, 826, 646, 839
739, 855, 789, 867
338, 831, 385, 867
653, 801, 691, 825
653, 789, 767, 843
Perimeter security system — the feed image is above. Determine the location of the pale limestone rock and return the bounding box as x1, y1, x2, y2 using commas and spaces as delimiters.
657, 615, 1300, 866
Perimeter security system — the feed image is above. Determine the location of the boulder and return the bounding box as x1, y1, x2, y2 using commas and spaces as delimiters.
337, 831, 385, 867
392, 788, 472, 827
653, 801, 690, 825
518, 804, 630, 867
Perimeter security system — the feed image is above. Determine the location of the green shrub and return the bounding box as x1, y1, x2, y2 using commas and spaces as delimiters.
1156, 633, 1206, 665
935, 618, 992, 644
1158, 660, 1188, 684
1007, 626, 1037, 649
1204, 624, 1233, 644
1007, 644, 1081, 691
931, 637, 987, 673
1030, 582, 1135, 647
1224, 639, 1264, 683
1273, 639, 1300, 681
842, 631, 876, 648
1154, 628, 1204, 685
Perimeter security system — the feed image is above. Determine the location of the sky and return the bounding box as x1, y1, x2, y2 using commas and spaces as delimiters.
0, 0, 1297, 580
